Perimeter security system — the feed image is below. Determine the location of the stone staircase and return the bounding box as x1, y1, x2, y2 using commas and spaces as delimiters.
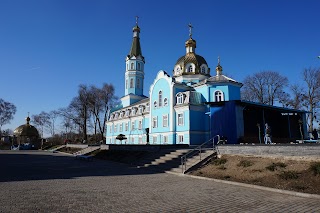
73, 146, 101, 156
136, 148, 217, 174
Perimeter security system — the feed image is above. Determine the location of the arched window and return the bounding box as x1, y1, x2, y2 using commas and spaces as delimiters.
130, 79, 133, 88
215, 90, 224, 102
137, 63, 141, 70
154, 101, 157, 108
201, 66, 206, 74
176, 93, 184, 104
137, 79, 140, 88
131, 63, 134, 70
188, 65, 193, 72
126, 79, 128, 89
158, 91, 162, 107
164, 98, 168, 106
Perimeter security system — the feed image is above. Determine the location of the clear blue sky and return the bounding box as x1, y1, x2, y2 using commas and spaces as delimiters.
1, 0, 319, 134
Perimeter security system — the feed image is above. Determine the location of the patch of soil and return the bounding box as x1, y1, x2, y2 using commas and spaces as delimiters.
189, 155, 320, 195
58, 147, 82, 154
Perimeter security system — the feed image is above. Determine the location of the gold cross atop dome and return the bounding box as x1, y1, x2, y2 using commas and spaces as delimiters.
188, 23, 193, 38
135, 16, 139, 26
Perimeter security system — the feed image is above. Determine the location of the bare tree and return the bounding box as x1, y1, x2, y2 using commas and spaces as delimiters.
282, 84, 306, 110
32, 112, 50, 138
45, 110, 59, 136
0, 99, 17, 137
59, 85, 90, 141
241, 71, 288, 105
302, 67, 320, 132
87, 83, 117, 141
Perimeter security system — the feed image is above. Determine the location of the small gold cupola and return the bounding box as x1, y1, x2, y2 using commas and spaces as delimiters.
173, 23, 210, 83
216, 56, 223, 76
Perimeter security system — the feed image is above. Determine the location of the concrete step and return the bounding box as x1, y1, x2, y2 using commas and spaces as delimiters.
136, 148, 217, 174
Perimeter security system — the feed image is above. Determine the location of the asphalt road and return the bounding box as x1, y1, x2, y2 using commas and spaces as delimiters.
0, 150, 319, 212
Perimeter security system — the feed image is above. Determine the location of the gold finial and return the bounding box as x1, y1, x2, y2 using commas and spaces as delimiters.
188, 23, 193, 38
135, 16, 139, 26
218, 56, 220, 65
26, 112, 30, 125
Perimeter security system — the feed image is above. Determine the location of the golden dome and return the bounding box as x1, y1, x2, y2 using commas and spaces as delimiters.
14, 117, 39, 137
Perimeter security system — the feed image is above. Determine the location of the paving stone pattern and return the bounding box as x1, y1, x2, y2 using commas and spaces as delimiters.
0, 150, 319, 212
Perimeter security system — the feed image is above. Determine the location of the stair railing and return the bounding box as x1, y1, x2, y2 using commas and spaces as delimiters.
181, 135, 220, 173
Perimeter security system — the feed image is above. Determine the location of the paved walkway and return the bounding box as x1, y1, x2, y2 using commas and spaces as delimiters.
0, 150, 319, 212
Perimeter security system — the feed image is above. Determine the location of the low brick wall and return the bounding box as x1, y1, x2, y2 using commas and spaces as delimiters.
218, 144, 320, 159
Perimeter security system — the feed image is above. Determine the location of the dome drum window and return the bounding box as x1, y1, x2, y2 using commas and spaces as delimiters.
214, 90, 224, 102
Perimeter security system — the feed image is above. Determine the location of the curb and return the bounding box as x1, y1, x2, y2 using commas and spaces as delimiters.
176, 172, 320, 199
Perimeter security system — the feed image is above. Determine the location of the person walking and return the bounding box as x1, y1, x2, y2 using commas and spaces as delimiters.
264, 123, 272, 144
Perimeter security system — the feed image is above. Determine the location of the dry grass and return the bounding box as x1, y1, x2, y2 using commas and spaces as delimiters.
190, 155, 320, 195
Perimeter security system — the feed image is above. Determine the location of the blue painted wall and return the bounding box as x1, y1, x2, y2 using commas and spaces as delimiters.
210, 101, 238, 144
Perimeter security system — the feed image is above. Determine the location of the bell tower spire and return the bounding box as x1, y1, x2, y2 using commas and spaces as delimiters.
122, 17, 146, 107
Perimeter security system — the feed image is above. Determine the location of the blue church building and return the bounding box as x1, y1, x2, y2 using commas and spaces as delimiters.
106, 21, 308, 145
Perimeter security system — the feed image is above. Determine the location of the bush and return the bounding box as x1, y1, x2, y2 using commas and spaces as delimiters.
211, 158, 227, 165
237, 160, 254, 167
309, 162, 320, 175
266, 162, 287, 171
218, 165, 227, 170
279, 171, 300, 180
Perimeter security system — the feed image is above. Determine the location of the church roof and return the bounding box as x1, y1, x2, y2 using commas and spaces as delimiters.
175, 53, 208, 69
173, 24, 210, 78
13, 116, 39, 137
127, 21, 144, 61
128, 29, 142, 57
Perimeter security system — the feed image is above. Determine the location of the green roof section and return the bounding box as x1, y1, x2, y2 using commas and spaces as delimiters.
128, 25, 144, 59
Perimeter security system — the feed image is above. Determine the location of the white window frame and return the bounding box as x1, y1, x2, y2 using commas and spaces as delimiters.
177, 93, 184, 105
131, 137, 134, 144
159, 91, 162, 107
153, 136, 157, 144
132, 121, 135, 130
125, 122, 128, 131
178, 135, 184, 143
114, 124, 117, 132
215, 90, 224, 102
139, 136, 142, 144
139, 106, 143, 114
178, 113, 184, 126
119, 123, 123, 132
138, 120, 142, 130
164, 98, 168, 106
152, 116, 158, 128
130, 78, 134, 88
163, 115, 168, 127
163, 135, 168, 144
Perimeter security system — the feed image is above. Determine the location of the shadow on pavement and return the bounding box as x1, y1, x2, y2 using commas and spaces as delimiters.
0, 150, 157, 183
